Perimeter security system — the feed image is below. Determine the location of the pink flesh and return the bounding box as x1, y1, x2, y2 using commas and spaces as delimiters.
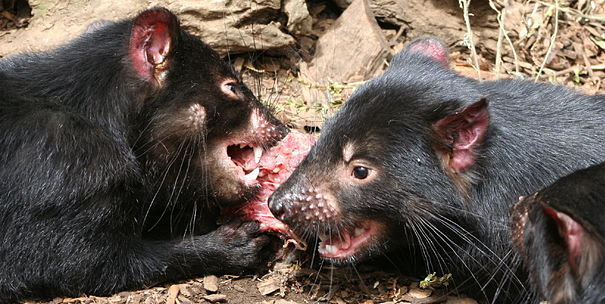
225, 131, 316, 236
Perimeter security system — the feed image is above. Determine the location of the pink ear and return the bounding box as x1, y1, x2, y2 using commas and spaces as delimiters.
406, 37, 449, 67
432, 99, 489, 173
129, 8, 178, 86
542, 206, 585, 273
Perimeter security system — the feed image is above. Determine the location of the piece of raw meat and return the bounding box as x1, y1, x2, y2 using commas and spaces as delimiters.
224, 130, 316, 249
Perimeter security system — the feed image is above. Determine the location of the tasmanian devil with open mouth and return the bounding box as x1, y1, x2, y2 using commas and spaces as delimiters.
269, 37, 605, 303
0, 7, 315, 302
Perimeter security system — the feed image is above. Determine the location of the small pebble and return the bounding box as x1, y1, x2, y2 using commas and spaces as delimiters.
203, 275, 220, 293
166, 284, 180, 304
398, 286, 409, 294
408, 288, 432, 299
178, 285, 193, 297
275, 300, 299, 304
177, 295, 192, 304
445, 296, 478, 304
202, 294, 227, 303
232, 285, 246, 292
257, 278, 281, 295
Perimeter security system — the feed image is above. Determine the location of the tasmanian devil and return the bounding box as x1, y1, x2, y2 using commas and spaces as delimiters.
0, 8, 295, 302
269, 37, 605, 303
512, 162, 605, 304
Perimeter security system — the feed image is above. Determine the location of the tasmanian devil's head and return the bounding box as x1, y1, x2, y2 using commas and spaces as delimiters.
114, 8, 287, 207
269, 37, 492, 264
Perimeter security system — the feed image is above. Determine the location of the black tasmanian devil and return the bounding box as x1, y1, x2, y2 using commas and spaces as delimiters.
0, 8, 290, 302
512, 161, 605, 304
268, 37, 605, 303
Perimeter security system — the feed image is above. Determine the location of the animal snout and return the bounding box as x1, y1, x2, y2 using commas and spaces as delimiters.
269, 186, 339, 226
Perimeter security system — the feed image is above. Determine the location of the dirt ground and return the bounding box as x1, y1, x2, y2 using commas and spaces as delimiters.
2, 0, 604, 303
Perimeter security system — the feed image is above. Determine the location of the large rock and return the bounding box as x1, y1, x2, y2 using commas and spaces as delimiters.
282, 0, 313, 36
0, 0, 298, 57
370, 0, 498, 49
331, 0, 499, 54
299, 0, 388, 104
169, 0, 296, 54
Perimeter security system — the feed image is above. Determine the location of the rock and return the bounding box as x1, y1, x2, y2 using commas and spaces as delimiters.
166, 284, 180, 304
0, 0, 296, 57
203, 275, 220, 293
369, 0, 499, 55
202, 294, 228, 303
445, 296, 479, 304
299, 0, 388, 105
257, 278, 281, 295
275, 300, 299, 304
408, 288, 432, 299
177, 295, 193, 304
178, 285, 194, 298
282, 0, 313, 36
170, 0, 295, 55
232, 284, 246, 292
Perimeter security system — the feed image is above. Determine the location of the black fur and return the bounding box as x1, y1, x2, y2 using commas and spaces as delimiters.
512, 162, 605, 304
269, 37, 605, 303
0, 8, 286, 302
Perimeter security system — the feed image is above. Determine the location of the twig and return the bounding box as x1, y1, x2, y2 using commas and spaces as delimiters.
489, 0, 505, 77
459, 0, 482, 80
537, 1, 605, 22
489, 0, 521, 77
535, 0, 560, 81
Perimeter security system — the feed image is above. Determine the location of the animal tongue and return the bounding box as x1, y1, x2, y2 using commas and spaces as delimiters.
223, 130, 316, 248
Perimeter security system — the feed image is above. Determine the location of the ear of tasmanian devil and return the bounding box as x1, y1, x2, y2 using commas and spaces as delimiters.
129, 8, 178, 86
542, 205, 602, 282
432, 98, 489, 174
404, 37, 450, 67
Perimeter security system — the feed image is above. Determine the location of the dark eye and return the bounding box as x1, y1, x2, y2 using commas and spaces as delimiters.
225, 83, 237, 93
220, 80, 239, 98
352, 166, 369, 179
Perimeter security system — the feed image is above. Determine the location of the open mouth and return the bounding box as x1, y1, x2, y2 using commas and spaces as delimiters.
318, 220, 379, 259
226, 143, 264, 185
222, 131, 317, 251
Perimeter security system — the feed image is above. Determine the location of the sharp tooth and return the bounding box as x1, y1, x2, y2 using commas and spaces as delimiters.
253, 146, 263, 163
354, 227, 365, 237
239, 143, 246, 149
326, 245, 338, 254
318, 233, 328, 241
245, 167, 260, 180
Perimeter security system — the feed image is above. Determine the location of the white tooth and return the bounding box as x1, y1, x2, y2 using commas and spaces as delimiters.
253, 146, 263, 163
326, 245, 338, 254
354, 227, 365, 237
239, 143, 246, 149
245, 167, 260, 180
